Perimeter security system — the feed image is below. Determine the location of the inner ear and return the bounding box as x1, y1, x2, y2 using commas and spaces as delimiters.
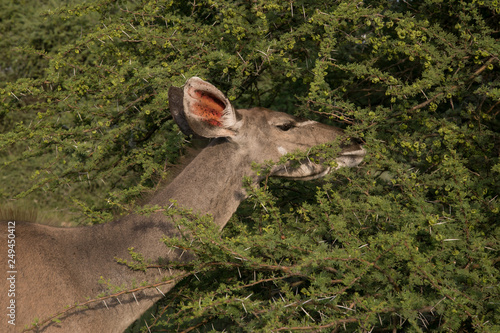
182, 77, 238, 138
190, 89, 226, 127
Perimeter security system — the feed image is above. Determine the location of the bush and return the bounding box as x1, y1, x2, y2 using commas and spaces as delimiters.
1, 0, 499, 331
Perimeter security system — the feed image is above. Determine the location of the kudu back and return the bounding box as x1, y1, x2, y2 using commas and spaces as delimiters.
1, 77, 365, 332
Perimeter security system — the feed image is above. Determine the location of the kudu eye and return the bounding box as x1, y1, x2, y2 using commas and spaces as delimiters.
276, 122, 295, 131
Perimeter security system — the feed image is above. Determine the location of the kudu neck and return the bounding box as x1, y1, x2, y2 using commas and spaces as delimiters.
91, 139, 252, 266
144, 138, 252, 230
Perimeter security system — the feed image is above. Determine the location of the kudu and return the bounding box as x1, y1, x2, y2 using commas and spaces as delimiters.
1, 77, 365, 332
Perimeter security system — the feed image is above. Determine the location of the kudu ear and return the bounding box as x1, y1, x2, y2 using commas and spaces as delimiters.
179, 77, 239, 138
168, 86, 197, 136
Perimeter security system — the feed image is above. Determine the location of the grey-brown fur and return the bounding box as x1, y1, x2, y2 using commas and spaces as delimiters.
0, 77, 365, 332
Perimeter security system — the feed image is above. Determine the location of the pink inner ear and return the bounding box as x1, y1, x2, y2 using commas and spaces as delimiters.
192, 90, 226, 127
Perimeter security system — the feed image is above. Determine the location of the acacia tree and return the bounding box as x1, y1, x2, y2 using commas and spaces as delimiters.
1, 0, 499, 332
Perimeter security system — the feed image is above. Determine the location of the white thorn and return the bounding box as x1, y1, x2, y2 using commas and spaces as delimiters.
133, 292, 139, 305
144, 320, 152, 333
156, 287, 165, 297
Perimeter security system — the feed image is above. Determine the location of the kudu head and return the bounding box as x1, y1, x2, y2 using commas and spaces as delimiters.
168, 77, 365, 180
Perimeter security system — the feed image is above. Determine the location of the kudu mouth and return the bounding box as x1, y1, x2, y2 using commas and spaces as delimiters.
272, 162, 332, 181
271, 144, 366, 180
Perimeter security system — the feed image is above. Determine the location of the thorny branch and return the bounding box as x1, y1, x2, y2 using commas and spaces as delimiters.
21, 272, 191, 332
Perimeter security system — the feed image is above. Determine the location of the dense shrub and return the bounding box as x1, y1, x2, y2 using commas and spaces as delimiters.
1, 0, 498, 331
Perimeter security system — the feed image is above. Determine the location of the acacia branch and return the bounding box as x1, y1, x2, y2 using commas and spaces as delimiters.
273, 318, 359, 332
22, 272, 191, 332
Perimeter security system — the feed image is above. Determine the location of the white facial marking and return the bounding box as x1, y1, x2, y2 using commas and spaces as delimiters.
296, 120, 317, 127
340, 147, 367, 156
277, 146, 288, 156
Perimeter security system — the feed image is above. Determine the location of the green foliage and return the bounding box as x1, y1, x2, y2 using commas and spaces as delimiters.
1, 0, 499, 331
